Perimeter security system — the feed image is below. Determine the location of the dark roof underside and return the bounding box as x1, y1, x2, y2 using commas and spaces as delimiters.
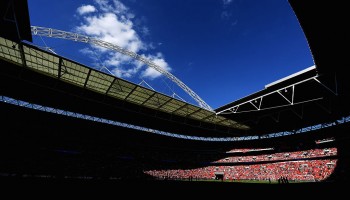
0, 0, 32, 42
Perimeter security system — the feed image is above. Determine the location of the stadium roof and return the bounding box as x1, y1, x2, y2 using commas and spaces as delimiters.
215, 0, 350, 136
0, 0, 32, 42
1, 0, 349, 139
0, 36, 249, 134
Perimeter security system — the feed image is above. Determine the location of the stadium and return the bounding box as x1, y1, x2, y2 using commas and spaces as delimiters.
0, 0, 349, 189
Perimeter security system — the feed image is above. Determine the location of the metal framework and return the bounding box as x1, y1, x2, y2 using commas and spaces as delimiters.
216, 75, 338, 115
30, 26, 213, 111
0, 36, 246, 130
2, 95, 349, 141
0, 95, 242, 141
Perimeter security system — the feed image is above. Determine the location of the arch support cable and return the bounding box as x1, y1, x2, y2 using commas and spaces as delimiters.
31, 26, 213, 111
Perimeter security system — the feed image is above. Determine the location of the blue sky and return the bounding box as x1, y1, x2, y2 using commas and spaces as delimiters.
27, 0, 314, 109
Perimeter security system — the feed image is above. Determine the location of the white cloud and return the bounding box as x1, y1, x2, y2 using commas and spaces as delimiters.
77, 5, 96, 15
79, 47, 94, 55
75, 0, 171, 79
221, 11, 231, 20
77, 13, 143, 52
93, 0, 113, 12
223, 0, 233, 6
141, 53, 171, 80
221, 0, 238, 25
94, 0, 128, 14
141, 26, 150, 36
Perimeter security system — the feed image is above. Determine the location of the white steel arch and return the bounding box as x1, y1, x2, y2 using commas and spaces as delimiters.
30, 26, 213, 111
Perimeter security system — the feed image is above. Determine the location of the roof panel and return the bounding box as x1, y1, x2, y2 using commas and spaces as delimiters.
116, 81, 136, 97
107, 79, 134, 100
24, 46, 59, 78
127, 96, 146, 105
0, 37, 249, 131
162, 104, 181, 112
86, 70, 114, 94
203, 115, 222, 124
159, 104, 178, 113
107, 90, 128, 99
190, 111, 209, 120
135, 86, 154, 96
143, 101, 160, 109
60, 60, 89, 87
127, 91, 149, 103
0, 38, 22, 65
144, 94, 171, 108
186, 109, 204, 120
165, 99, 186, 112
132, 89, 152, 99
173, 104, 198, 116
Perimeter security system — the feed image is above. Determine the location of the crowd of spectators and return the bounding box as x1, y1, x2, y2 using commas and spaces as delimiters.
144, 147, 337, 182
